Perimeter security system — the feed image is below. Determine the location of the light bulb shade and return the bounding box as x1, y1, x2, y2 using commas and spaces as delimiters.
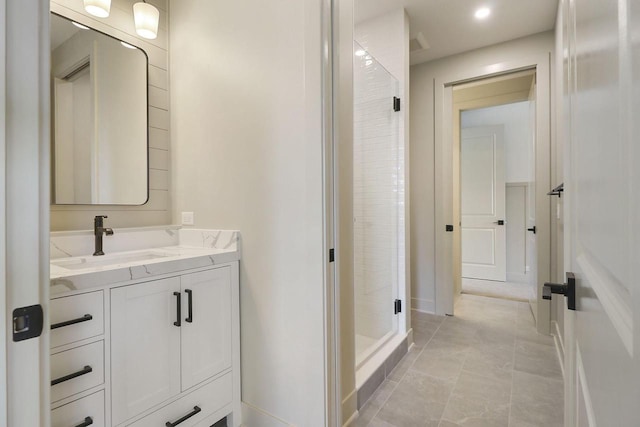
133, 2, 159, 40
83, 0, 111, 18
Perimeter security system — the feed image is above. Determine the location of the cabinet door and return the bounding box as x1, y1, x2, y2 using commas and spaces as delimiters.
111, 277, 181, 425
181, 267, 232, 390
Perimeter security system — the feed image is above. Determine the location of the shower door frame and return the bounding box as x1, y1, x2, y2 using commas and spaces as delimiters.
352, 44, 402, 368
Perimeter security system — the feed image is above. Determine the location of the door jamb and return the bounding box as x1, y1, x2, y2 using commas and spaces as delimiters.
434, 54, 552, 335
452, 81, 534, 297
4, 0, 52, 425
0, 0, 7, 423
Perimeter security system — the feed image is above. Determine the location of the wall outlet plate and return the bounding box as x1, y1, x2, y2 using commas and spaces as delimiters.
181, 211, 194, 225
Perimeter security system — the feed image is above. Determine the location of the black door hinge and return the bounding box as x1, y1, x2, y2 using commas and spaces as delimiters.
329, 248, 335, 263
393, 97, 401, 112
394, 299, 402, 314
13, 304, 44, 342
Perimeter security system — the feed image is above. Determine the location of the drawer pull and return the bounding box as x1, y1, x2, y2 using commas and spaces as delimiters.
51, 365, 93, 386
185, 289, 193, 323
74, 417, 93, 427
51, 314, 93, 330
165, 405, 201, 427
173, 292, 181, 327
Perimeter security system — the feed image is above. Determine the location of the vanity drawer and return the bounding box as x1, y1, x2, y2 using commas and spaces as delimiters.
51, 390, 105, 427
127, 373, 232, 427
51, 341, 104, 403
51, 291, 104, 348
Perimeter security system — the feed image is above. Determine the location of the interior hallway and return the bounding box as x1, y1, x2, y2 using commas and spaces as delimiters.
355, 294, 563, 426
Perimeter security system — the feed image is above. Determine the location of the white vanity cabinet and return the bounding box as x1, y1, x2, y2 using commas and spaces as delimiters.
50, 290, 107, 427
49, 228, 241, 426
110, 266, 235, 426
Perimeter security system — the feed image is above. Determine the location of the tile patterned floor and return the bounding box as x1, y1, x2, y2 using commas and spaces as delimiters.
355, 294, 564, 427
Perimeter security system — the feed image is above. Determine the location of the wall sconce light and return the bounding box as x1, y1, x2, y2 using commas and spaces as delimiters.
133, 1, 160, 40
83, 0, 111, 18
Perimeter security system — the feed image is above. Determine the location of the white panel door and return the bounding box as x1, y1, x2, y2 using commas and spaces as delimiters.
461, 126, 506, 281
110, 277, 181, 425
180, 267, 232, 390
562, 0, 640, 425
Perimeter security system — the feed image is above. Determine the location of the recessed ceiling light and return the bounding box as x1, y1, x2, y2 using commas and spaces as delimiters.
475, 7, 491, 20
71, 21, 90, 30
355, 49, 366, 57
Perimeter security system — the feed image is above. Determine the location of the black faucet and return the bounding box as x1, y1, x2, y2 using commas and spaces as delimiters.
93, 215, 114, 256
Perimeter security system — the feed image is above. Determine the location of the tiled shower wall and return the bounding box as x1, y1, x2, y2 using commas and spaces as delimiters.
353, 45, 401, 345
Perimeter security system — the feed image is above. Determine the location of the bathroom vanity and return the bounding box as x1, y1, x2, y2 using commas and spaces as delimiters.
49, 227, 241, 427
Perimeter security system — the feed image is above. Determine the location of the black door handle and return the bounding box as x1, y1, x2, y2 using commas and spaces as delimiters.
51, 314, 93, 330
165, 406, 201, 427
185, 289, 193, 323
173, 292, 181, 327
543, 272, 576, 310
51, 365, 93, 386
527, 226, 536, 234
494, 220, 505, 225
75, 417, 93, 427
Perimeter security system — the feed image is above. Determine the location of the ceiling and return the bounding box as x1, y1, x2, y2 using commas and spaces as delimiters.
355, 0, 558, 65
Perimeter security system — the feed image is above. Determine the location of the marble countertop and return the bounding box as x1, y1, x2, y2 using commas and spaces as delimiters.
50, 228, 240, 296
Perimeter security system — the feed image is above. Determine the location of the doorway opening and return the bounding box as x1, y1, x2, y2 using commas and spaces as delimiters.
452, 70, 538, 304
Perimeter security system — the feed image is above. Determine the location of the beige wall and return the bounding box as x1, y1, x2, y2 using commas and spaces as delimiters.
169, 0, 328, 425
410, 31, 555, 313
50, 0, 171, 231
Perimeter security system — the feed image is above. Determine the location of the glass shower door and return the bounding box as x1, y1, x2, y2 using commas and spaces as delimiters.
353, 42, 401, 366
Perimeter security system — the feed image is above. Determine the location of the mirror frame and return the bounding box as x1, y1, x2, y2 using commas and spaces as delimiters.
51, 11, 150, 206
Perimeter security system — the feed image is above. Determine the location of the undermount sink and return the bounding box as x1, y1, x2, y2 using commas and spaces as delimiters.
51, 250, 174, 271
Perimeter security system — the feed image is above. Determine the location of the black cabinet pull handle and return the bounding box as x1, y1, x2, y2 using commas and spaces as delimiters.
185, 289, 193, 323
51, 314, 93, 330
527, 226, 537, 234
74, 417, 93, 427
173, 292, 181, 327
51, 365, 92, 386
165, 406, 201, 427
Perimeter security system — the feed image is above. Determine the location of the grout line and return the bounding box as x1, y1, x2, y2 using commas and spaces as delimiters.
508, 335, 517, 427
365, 318, 446, 426
438, 314, 470, 427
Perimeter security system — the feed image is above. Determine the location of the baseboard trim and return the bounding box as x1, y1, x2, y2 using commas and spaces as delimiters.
342, 410, 359, 427
241, 402, 291, 427
411, 297, 435, 313
341, 388, 357, 426
407, 328, 414, 349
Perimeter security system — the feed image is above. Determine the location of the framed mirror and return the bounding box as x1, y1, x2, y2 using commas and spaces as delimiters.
50, 12, 149, 205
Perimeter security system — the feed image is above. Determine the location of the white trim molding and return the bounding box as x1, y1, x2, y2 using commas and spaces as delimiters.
241, 402, 292, 427
576, 252, 633, 356
576, 344, 597, 427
